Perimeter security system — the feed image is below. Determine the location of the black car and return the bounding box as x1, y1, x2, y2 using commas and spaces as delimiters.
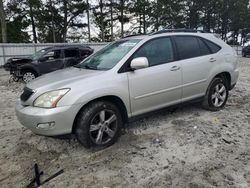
242, 45, 250, 57
3, 45, 94, 83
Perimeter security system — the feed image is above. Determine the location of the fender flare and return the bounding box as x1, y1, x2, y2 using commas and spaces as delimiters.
19, 64, 40, 76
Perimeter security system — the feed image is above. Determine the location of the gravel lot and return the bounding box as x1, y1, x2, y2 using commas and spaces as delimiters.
0, 58, 250, 188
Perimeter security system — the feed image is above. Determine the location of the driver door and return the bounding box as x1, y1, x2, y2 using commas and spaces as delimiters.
38, 49, 63, 74
127, 37, 182, 116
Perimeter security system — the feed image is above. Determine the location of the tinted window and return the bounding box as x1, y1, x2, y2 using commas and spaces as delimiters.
133, 37, 174, 66
197, 38, 211, 56
43, 50, 61, 60
65, 49, 79, 58
204, 39, 221, 53
80, 49, 90, 57
175, 36, 200, 60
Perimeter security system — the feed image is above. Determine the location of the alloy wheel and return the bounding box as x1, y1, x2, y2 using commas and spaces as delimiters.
211, 83, 227, 107
89, 109, 118, 145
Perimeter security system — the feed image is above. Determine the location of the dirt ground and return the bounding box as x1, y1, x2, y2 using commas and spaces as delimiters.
0, 57, 250, 188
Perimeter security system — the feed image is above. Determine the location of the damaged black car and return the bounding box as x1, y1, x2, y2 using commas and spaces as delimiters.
3, 45, 94, 83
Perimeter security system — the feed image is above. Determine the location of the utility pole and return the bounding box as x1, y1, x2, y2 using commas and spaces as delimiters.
49, 0, 56, 43
0, 0, 7, 43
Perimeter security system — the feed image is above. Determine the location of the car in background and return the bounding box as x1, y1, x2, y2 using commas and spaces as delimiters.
242, 45, 250, 57
3, 45, 94, 83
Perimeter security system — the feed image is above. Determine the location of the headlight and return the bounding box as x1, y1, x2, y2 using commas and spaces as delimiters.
33, 89, 70, 108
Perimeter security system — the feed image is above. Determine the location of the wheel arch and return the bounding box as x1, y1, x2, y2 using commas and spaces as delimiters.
72, 95, 129, 134
19, 64, 40, 76
214, 72, 231, 90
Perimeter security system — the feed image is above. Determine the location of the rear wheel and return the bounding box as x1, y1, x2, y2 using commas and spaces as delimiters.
202, 77, 229, 111
75, 101, 123, 148
22, 70, 37, 83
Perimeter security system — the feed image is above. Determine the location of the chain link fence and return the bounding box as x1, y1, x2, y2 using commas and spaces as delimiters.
0, 43, 108, 66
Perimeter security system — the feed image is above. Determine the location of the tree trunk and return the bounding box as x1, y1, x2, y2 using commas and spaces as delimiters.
100, 0, 104, 41
0, 0, 7, 43
120, 0, 124, 37
110, 0, 113, 41
143, 4, 146, 34
29, 2, 37, 43
49, 0, 56, 43
87, 0, 91, 42
62, 0, 68, 42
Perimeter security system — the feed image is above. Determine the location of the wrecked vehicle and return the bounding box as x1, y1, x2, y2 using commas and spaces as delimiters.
16, 30, 239, 148
4, 45, 94, 83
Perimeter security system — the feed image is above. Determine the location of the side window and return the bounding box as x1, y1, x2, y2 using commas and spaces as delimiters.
203, 39, 221, 53
197, 38, 211, 56
64, 49, 79, 58
43, 50, 61, 60
175, 36, 200, 60
133, 37, 174, 66
80, 49, 89, 57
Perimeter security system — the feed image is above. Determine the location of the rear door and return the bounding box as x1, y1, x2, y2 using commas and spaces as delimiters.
63, 48, 80, 67
127, 37, 182, 116
174, 36, 221, 101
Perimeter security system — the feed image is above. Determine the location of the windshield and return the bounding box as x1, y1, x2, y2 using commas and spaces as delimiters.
30, 49, 48, 60
75, 39, 141, 70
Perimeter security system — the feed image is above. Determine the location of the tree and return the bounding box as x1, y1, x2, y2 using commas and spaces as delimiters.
0, 0, 7, 42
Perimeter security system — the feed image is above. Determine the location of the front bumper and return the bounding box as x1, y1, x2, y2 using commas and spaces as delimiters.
15, 99, 81, 136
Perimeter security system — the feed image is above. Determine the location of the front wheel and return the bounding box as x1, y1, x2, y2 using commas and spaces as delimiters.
202, 78, 229, 111
75, 101, 123, 148
22, 70, 37, 83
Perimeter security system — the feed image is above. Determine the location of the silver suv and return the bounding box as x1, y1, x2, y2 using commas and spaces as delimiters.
16, 31, 239, 148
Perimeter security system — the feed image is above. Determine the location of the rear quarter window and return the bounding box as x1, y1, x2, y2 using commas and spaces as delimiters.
203, 39, 221, 53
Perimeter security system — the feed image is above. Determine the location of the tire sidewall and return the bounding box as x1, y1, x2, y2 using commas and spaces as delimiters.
207, 78, 229, 111
75, 101, 123, 148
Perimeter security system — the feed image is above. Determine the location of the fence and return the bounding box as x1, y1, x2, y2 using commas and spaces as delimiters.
0, 43, 243, 66
0, 43, 108, 66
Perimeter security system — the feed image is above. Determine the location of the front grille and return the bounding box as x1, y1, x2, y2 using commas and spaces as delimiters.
20, 87, 34, 101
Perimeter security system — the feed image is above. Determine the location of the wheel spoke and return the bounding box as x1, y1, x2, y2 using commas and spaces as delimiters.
105, 127, 115, 138
96, 129, 104, 144
89, 124, 100, 132
99, 110, 105, 122
219, 86, 225, 93
105, 114, 117, 125
218, 94, 226, 101
212, 93, 217, 99
215, 85, 219, 92
214, 97, 219, 106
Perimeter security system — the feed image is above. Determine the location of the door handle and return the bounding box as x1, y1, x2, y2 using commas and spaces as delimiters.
210, 58, 216, 62
170, 66, 180, 71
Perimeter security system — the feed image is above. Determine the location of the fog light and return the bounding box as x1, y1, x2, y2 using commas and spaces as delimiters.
36, 122, 55, 130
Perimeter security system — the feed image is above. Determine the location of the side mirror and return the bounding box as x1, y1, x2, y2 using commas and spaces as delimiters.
130, 57, 149, 70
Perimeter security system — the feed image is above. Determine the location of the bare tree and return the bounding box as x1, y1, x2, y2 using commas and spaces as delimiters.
0, 0, 7, 43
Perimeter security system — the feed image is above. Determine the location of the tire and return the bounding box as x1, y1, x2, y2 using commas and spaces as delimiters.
202, 77, 229, 111
22, 70, 37, 83
75, 101, 123, 148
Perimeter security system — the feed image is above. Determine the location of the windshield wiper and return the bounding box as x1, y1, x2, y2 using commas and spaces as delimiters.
83, 64, 97, 70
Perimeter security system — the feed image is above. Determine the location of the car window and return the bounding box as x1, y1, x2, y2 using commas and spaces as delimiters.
175, 36, 200, 60
76, 39, 141, 70
43, 50, 61, 60
197, 38, 211, 56
80, 49, 90, 57
133, 37, 174, 66
203, 39, 221, 53
65, 49, 79, 58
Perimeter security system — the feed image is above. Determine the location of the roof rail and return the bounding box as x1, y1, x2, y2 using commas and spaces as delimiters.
122, 34, 145, 38
150, 29, 206, 35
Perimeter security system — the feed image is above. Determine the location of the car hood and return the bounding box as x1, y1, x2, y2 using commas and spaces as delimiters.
27, 67, 104, 91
